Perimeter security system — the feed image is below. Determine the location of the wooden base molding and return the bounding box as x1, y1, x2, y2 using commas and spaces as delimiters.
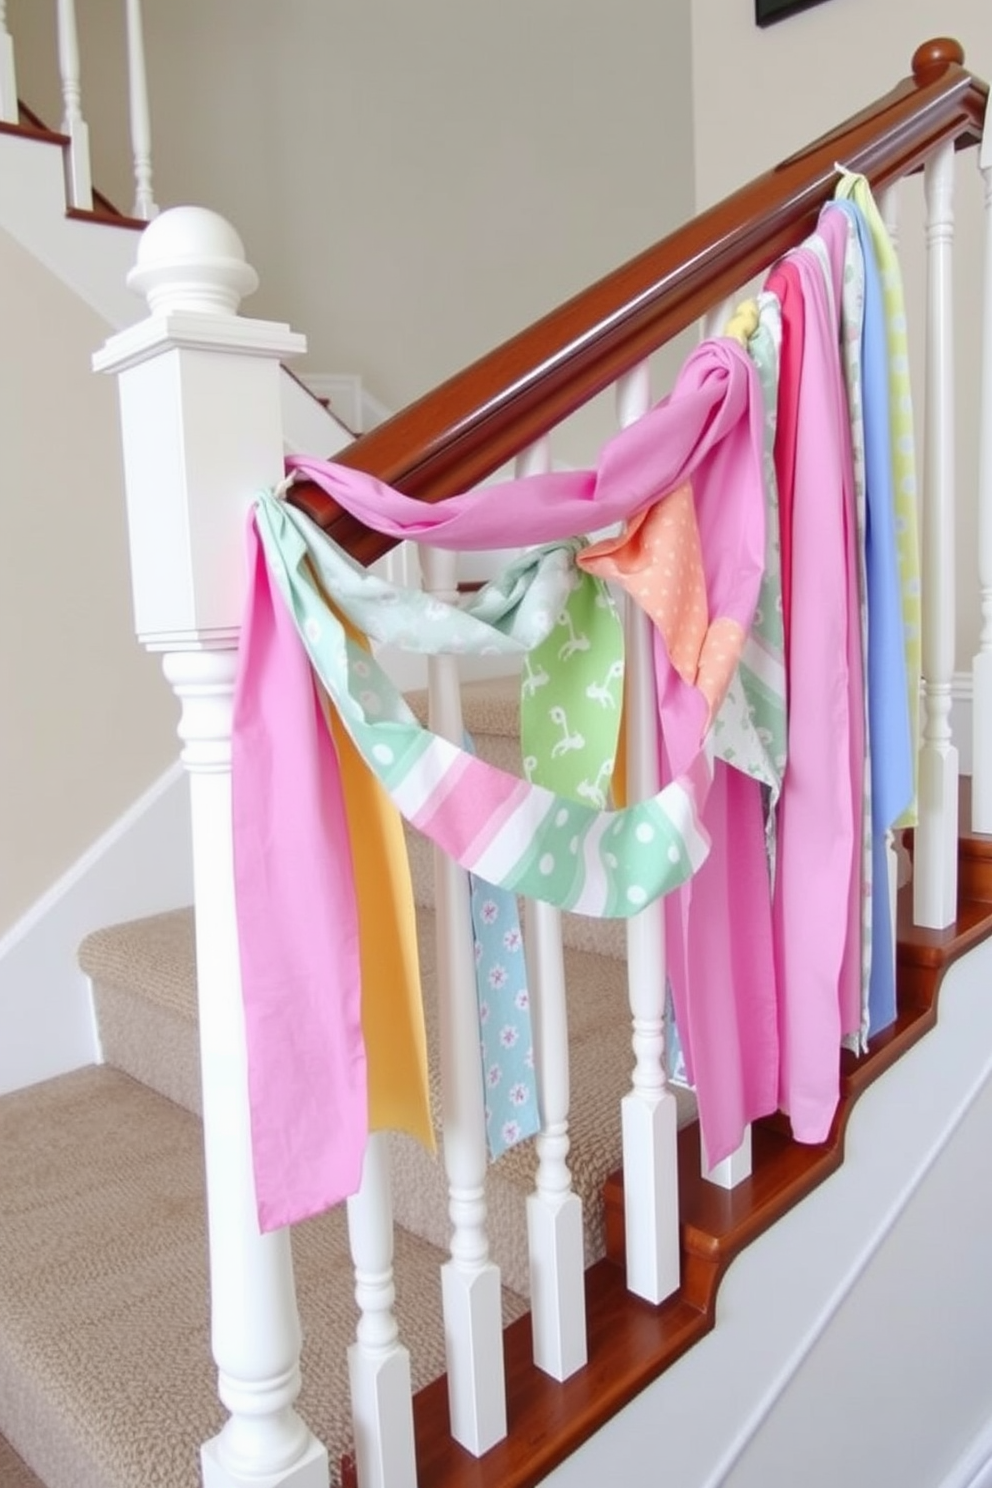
409, 851, 992, 1488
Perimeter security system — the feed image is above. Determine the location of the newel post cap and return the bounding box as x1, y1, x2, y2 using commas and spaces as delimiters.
127, 205, 260, 316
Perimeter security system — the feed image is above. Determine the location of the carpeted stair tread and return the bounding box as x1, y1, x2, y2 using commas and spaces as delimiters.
405, 674, 520, 738
83, 901, 696, 1296
0, 1067, 526, 1488
0, 1433, 46, 1488
80, 908, 196, 1022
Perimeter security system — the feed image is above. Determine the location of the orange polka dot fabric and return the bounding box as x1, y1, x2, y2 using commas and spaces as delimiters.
579, 480, 746, 728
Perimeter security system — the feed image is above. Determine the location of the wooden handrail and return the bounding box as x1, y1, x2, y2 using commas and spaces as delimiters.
290, 38, 987, 567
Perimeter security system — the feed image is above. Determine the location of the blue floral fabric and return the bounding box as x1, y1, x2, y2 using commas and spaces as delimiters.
469, 877, 540, 1158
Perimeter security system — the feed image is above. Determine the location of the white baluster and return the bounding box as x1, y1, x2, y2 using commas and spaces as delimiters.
347, 1134, 417, 1488
972, 131, 992, 833
0, 2, 18, 124
915, 141, 959, 928
516, 437, 587, 1383
616, 363, 680, 1304
419, 544, 507, 1456
56, 0, 92, 209
704, 1126, 752, 1189
125, 0, 157, 219
95, 208, 328, 1488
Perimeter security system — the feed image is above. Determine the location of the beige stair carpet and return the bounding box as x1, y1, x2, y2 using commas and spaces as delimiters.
0, 1067, 526, 1488
83, 903, 696, 1299
0, 1433, 46, 1488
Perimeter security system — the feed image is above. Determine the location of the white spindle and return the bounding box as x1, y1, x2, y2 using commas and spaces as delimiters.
915, 141, 959, 928
346, 1134, 417, 1488
616, 362, 680, 1305
704, 1126, 752, 1189
972, 131, 992, 833
95, 209, 328, 1488
420, 544, 507, 1457
516, 437, 588, 1383
125, 0, 156, 219
56, 0, 92, 209
0, 2, 18, 124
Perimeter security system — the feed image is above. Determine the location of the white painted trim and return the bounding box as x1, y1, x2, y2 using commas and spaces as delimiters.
301, 373, 393, 434
698, 1028, 992, 1488
939, 1418, 992, 1488
544, 934, 992, 1488
0, 763, 193, 1095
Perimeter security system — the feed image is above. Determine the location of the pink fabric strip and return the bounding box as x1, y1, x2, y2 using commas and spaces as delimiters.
232, 527, 367, 1231
813, 211, 868, 1048
666, 762, 779, 1166
287, 341, 761, 553
409, 747, 476, 837
459, 768, 533, 863
772, 250, 860, 1144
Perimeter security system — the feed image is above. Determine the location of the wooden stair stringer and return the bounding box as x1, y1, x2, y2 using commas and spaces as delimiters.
405, 875, 992, 1488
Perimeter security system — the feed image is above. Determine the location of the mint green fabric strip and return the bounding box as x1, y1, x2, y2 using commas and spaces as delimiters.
281, 508, 623, 806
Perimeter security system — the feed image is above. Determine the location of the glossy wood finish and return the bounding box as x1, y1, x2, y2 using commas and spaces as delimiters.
9, 99, 142, 225
1, 114, 67, 146
405, 881, 992, 1488
288, 41, 987, 570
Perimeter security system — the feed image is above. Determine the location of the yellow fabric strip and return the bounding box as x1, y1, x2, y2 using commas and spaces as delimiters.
835, 171, 921, 826
724, 299, 760, 348
320, 618, 434, 1151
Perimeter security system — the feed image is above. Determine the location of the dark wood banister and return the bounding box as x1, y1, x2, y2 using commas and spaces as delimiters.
290, 37, 987, 569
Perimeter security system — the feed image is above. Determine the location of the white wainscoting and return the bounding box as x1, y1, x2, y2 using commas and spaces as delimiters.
0, 763, 193, 1095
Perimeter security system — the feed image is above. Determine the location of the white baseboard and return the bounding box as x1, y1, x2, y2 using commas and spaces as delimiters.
0, 764, 193, 1096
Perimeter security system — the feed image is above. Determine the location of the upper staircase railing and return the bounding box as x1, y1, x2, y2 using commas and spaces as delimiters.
95, 36, 990, 1488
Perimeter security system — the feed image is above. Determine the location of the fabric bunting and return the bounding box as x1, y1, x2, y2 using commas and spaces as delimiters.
233, 336, 768, 1229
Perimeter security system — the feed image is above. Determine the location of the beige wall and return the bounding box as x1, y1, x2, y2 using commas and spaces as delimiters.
10, 0, 697, 421
0, 226, 177, 932
691, 0, 992, 667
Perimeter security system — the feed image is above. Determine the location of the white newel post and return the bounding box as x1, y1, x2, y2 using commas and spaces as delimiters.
56, 0, 92, 209
516, 438, 588, 1384
94, 208, 329, 1488
972, 129, 992, 832
420, 544, 508, 1457
124, 0, 157, 219
346, 1133, 417, 1488
615, 364, 680, 1305
0, 3, 17, 125
915, 140, 959, 929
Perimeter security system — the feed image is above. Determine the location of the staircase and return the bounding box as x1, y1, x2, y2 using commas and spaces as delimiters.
4, 15, 992, 1488
0, 679, 695, 1488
